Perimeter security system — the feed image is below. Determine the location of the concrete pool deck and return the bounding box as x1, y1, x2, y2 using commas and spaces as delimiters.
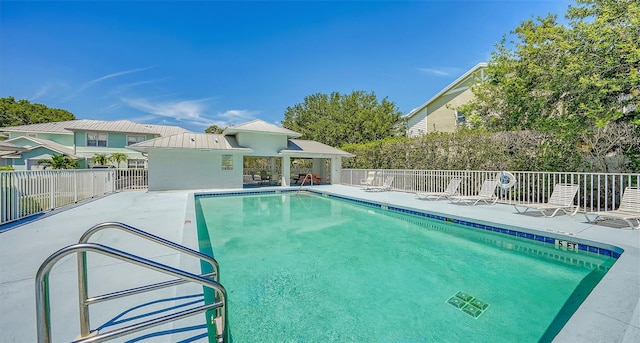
0, 185, 638, 342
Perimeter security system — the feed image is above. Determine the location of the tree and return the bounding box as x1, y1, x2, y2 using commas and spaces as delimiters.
0, 97, 76, 127
37, 154, 78, 169
460, 0, 639, 134
109, 153, 128, 168
92, 153, 109, 166
205, 124, 225, 134
282, 91, 405, 147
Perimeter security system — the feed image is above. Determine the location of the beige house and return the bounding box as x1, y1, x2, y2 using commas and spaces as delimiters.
405, 63, 487, 137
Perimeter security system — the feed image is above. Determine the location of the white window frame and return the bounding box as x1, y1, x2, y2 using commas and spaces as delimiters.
127, 135, 146, 146
86, 132, 108, 147
127, 159, 146, 169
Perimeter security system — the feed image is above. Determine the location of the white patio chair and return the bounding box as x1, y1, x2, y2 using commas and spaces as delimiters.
360, 171, 377, 188
364, 175, 394, 192
584, 187, 640, 229
513, 183, 580, 217
449, 179, 500, 205
416, 178, 462, 200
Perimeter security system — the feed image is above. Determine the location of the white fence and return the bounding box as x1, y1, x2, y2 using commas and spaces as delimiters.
342, 169, 640, 212
115, 169, 148, 191
0, 169, 151, 226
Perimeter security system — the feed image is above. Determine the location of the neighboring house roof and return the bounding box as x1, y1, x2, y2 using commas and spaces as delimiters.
0, 119, 191, 136
127, 133, 253, 153
143, 124, 191, 137
404, 62, 488, 119
0, 141, 26, 151
67, 120, 159, 134
223, 119, 302, 138
280, 139, 355, 157
5, 136, 79, 158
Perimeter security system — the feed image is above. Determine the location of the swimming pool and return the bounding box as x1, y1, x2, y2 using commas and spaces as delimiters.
195, 191, 617, 342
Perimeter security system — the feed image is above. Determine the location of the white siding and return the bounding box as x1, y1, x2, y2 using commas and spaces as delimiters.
407, 108, 428, 137
147, 149, 244, 191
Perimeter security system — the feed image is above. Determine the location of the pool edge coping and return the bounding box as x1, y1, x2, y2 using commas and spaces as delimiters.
191, 186, 640, 343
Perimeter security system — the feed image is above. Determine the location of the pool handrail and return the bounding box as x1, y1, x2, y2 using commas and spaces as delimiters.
36, 222, 227, 343
76, 221, 220, 338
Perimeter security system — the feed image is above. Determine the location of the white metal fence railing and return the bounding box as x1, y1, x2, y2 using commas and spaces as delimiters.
115, 169, 148, 191
0, 169, 150, 226
342, 169, 640, 212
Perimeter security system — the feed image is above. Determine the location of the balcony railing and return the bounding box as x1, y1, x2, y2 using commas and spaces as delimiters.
342, 169, 640, 212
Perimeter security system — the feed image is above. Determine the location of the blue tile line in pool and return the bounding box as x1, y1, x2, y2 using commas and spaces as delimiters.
194, 190, 621, 259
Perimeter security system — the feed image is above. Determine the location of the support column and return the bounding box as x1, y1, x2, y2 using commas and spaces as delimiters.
331, 157, 341, 185
269, 157, 277, 185
281, 156, 290, 186
311, 158, 324, 178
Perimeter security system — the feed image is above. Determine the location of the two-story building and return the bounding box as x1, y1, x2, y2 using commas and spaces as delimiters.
0, 119, 190, 170
405, 63, 487, 137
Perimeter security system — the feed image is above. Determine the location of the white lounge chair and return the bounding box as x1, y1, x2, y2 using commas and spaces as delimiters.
584, 187, 640, 229
513, 183, 579, 217
364, 175, 394, 192
360, 171, 377, 188
416, 178, 462, 200
449, 179, 500, 205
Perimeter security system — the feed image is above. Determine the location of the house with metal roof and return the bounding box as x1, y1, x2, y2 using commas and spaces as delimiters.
0, 141, 26, 152
128, 119, 354, 191
405, 62, 487, 136
0, 119, 190, 170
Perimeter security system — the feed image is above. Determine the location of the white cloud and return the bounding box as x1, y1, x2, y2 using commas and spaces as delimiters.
30, 84, 53, 101
64, 66, 153, 101
122, 97, 213, 127
105, 78, 168, 97
123, 97, 261, 129
417, 67, 460, 77
30, 82, 71, 101
216, 109, 260, 124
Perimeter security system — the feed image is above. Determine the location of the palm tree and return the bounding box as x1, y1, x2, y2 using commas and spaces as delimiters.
92, 153, 109, 166
109, 152, 128, 168
37, 154, 78, 169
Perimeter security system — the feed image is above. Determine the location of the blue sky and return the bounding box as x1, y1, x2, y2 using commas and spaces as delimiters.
1, 1, 570, 132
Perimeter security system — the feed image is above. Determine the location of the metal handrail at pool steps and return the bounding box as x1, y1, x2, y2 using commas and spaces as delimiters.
35, 222, 227, 343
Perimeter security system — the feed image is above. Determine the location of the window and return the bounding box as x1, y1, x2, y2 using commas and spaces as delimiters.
455, 111, 466, 125
127, 135, 146, 146
127, 159, 146, 169
87, 132, 107, 147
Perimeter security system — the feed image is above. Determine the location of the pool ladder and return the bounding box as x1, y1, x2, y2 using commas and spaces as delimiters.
299, 173, 317, 189
35, 222, 228, 343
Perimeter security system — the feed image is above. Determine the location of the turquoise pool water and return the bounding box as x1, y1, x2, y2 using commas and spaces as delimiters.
196, 192, 616, 342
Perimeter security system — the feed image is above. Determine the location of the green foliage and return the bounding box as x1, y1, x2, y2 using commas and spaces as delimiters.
461, 0, 639, 135
343, 130, 586, 172
0, 166, 14, 170
92, 153, 109, 166
205, 124, 225, 134
109, 153, 128, 168
283, 91, 406, 147
37, 154, 79, 169
0, 97, 75, 127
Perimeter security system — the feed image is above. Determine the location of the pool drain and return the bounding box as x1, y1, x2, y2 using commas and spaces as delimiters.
446, 291, 489, 318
